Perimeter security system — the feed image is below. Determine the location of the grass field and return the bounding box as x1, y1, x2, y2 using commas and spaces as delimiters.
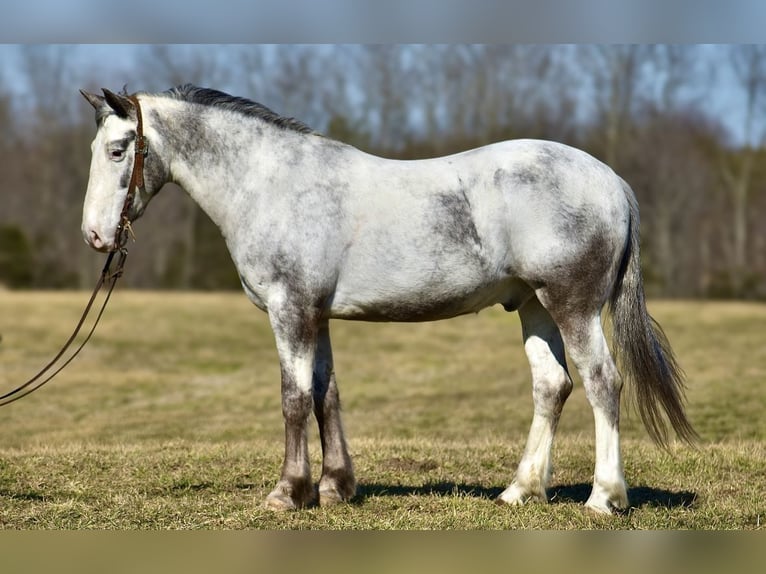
0, 291, 764, 529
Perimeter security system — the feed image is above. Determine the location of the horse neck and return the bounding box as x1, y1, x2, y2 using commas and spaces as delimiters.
155, 100, 301, 235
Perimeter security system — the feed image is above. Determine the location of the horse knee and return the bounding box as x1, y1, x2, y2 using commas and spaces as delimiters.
546, 370, 573, 400
581, 360, 622, 421
532, 370, 572, 416
313, 372, 339, 411
282, 388, 313, 423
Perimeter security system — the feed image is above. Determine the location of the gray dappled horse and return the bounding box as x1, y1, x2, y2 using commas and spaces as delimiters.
81, 85, 696, 514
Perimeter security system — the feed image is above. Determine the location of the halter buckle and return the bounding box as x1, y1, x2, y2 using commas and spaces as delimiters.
122, 219, 136, 242
135, 136, 149, 157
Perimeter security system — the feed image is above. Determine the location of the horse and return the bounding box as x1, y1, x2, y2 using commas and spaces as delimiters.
80, 84, 696, 514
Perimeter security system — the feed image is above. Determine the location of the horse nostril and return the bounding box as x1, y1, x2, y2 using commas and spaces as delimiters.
90, 230, 104, 249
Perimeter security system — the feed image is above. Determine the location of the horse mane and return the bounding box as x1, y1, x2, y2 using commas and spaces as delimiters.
159, 84, 317, 135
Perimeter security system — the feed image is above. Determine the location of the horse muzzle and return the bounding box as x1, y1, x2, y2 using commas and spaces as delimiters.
82, 225, 114, 253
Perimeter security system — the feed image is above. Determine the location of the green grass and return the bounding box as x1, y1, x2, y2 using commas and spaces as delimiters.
0, 291, 764, 529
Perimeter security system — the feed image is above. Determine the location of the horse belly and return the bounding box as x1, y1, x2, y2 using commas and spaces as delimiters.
328, 276, 531, 322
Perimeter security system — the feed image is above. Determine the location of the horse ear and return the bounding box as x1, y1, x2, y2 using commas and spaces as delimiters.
101, 88, 136, 120
80, 89, 106, 111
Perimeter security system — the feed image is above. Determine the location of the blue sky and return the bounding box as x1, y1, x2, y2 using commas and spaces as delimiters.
1, 1, 766, 42
0, 44, 755, 146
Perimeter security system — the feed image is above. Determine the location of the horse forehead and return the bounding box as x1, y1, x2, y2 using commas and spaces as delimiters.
99, 115, 134, 140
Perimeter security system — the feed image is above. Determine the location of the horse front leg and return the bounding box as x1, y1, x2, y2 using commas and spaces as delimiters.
313, 321, 356, 506
264, 301, 319, 511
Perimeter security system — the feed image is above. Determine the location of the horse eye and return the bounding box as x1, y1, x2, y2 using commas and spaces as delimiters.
110, 149, 125, 161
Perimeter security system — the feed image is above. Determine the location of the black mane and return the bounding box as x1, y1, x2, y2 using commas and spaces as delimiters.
160, 84, 316, 135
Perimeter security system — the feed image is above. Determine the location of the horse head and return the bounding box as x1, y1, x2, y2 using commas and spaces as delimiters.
80, 89, 167, 252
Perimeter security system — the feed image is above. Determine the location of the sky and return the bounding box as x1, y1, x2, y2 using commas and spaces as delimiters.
1, 0, 766, 42
0, 1, 764, 145
0, 43, 756, 147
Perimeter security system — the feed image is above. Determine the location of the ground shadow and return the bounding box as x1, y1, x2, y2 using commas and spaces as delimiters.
0, 488, 47, 501
549, 483, 697, 509
355, 482, 697, 510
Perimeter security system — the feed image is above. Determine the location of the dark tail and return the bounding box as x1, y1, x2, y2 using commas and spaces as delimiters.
609, 180, 698, 447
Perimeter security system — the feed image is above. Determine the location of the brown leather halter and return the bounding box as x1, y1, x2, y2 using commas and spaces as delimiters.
0, 95, 147, 407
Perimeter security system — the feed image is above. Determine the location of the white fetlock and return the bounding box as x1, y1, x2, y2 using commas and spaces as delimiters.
496, 481, 547, 506
584, 481, 628, 515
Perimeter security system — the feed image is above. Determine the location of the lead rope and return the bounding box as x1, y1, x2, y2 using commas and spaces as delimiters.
0, 250, 127, 406
0, 94, 146, 407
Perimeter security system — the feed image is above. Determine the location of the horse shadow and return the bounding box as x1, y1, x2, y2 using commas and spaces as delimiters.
354, 482, 697, 510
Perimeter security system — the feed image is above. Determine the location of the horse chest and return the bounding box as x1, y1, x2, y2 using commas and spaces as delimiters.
238, 274, 270, 312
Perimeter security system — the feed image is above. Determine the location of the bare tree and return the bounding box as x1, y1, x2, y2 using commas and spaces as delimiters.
380, 45, 582, 156
635, 46, 708, 296
2, 44, 765, 297
719, 45, 766, 295
14, 46, 97, 287
132, 45, 234, 288
353, 45, 414, 153
580, 45, 651, 169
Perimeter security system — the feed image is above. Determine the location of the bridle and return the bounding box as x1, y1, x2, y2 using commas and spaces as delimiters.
0, 95, 147, 407
116, 95, 148, 248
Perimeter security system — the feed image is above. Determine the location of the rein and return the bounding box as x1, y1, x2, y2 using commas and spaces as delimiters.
0, 95, 147, 407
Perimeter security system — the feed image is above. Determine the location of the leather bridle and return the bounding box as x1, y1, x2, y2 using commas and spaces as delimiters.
115, 95, 148, 249
0, 94, 147, 407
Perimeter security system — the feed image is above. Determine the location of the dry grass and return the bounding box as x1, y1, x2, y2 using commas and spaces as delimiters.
0, 291, 764, 529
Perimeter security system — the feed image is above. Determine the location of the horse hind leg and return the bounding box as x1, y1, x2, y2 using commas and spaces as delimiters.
558, 310, 629, 514
498, 297, 573, 506
313, 321, 356, 506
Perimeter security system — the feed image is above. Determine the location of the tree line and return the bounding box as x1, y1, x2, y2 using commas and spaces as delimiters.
1, 44, 765, 298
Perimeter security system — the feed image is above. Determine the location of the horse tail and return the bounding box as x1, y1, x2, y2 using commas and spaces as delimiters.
608, 179, 698, 447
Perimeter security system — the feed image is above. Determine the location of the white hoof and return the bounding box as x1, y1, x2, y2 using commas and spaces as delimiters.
585, 482, 628, 515
496, 482, 547, 506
